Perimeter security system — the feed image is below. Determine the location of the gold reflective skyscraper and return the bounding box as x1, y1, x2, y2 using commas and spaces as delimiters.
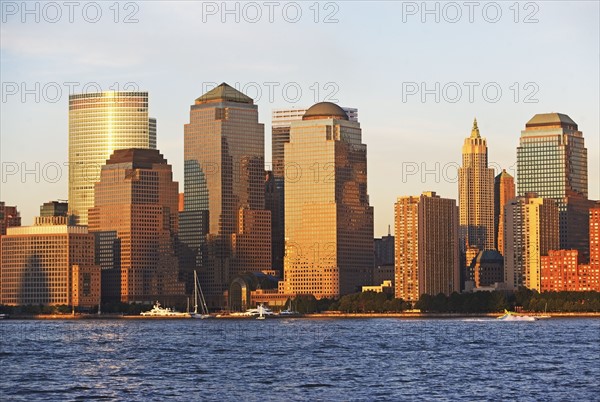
68, 91, 156, 225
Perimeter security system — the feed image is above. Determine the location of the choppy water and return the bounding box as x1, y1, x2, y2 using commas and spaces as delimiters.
1, 318, 599, 401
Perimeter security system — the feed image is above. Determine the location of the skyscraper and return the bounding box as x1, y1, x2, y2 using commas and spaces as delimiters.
458, 118, 495, 253
270, 106, 358, 273
0, 202, 21, 235
69, 91, 156, 225
88, 148, 185, 303
504, 194, 559, 291
281, 102, 372, 298
182, 83, 271, 307
394, 192, 460, 302
494, 169, 515, 255
517, 113, 590, 256
590, 203, 600, 280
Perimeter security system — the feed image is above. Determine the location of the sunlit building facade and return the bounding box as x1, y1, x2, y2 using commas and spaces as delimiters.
69, 91, 156, 225
459, 119, 495, 252
494, 169, 515, 255
395, 192, 460, 302
540, 250, 599, 292
0, 222, 100, 307
182, 83, 271, 307
504, 195, 559, 291
517, 113, 589, 256
88, 148, 185, 303
281, 102, 373, 298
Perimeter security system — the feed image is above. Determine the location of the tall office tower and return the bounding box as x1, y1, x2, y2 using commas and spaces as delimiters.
69, 91, 156, 225
0, 202, 21, 235
264, 170, 282, 273
0, 218, 100, 307
373, 230, 395, 288
504, 194, 559, 291
271, 106, 358, 273
182, 83, 271, 307
281, 102, 372, 298
458, 118, 495, 253
88, 148, 185, 303
517, 113, 590, 257
494, 169, 515, 255
394, 192, 460, 302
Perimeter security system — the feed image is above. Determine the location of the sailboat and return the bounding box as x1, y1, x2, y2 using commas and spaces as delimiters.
536, 302, 551, 319
190, 270, 211, 319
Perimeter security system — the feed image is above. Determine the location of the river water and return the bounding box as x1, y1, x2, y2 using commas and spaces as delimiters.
1, 318, 599, 401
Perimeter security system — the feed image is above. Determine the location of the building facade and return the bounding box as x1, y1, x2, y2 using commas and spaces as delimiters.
88, 148, 185, 303
517, 113, 589, 256
181, 83, 271, 307
458, 119, 495, 254
504, 195, 559, 291
394, 192, 460, 302
0, 222, 100, 307
494, 169, 515, 255
69, 91, 156, 225
281, 102, 373, 298
541, 250, 599, 292
0, 202, 21, 235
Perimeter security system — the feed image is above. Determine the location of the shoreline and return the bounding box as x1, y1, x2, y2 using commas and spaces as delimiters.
2, 312, 600, 320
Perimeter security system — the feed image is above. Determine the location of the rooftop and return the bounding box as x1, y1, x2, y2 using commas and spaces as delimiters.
526, 113, 578, 129
106, 148, 168, 169
302, 102, 349, 121
195, 82, 253, 105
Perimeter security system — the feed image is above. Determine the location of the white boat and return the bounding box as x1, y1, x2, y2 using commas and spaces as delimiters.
190, 270, 211, 319
141, 301, 188, 317
536, 303, 551, 319
278, 300, 300, 316
497, 310, 537, 321
0, 313, 7, 320
256, 304, 267, 320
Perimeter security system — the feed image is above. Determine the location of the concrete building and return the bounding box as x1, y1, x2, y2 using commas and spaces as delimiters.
0, 221, 100, 307
459, 119, 495, 256
88, 148, 185, 303
270, 106, 358, 274
281, 102, 373, 298
181, 83, 271, 307
517, 113, 590, 258
494, 169, 515, 255
468, 250, 504, 287
504, 194, 559, 291
394, 192, 460, 302
69, 91, 156, 225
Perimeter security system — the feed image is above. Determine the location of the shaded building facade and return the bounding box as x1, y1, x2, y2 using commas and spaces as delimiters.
182, 83, 271, 307
494, 169, 515, 255
69, 91, 156, 225
395, 192, 460, 302
0, 202, 21, 235
88, 148, 185, 303
281, 102, 373, 298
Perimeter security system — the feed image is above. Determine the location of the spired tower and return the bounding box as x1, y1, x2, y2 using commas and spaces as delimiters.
181, 83, 271, 308
281, 102, 373, 298
458, 119, 495, 256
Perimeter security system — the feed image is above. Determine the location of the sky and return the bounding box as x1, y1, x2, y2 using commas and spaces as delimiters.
1, 0, 598, 237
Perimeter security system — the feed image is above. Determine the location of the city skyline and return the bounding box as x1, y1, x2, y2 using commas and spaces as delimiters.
1, 2, 598, 237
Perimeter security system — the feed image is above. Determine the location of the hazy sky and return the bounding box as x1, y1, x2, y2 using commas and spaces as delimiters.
1, 1, 598, 236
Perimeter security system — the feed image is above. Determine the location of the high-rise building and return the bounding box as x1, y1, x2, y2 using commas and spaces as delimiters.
0, 219, 100, 307
504, 194, 559, 291
459, 118, 495, 255
88, 148, 185, 303
281, 102, 373, 298
39, 201, 68, 217
270, 106, 358, 273
0, 202, 21, 236
394, 192, 460, 302
69, 91, 156, 225
591, 203, 600, 273
494, 169, 515, 255
517, 113, 589, 256
181, 83, 271, 307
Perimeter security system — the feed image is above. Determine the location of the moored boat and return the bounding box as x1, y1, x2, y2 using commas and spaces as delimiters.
497, 310, 537, 321
141, 302, 188, 317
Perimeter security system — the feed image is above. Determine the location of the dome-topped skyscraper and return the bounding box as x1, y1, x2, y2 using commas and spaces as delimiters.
302, 102, 349, 121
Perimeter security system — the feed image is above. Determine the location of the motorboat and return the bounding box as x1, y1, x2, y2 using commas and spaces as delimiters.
140, 302, 188, 317
497, 310, 537, 321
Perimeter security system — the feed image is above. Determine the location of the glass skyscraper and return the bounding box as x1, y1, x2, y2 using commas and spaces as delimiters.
517, 113, 591, 257
68, 91, 156, 225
